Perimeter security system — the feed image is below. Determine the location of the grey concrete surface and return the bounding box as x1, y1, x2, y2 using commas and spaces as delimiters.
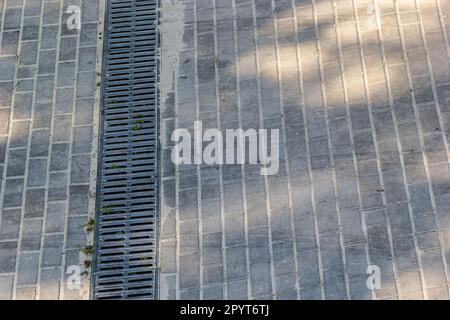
159, 0, 450, 300
0, 0, 104, 299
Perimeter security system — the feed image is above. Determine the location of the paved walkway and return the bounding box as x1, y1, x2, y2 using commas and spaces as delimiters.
0, 0, 103, 299
160, 0, 450, 299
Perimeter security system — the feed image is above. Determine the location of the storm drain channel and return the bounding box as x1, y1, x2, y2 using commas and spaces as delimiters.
92, 0, 160, 299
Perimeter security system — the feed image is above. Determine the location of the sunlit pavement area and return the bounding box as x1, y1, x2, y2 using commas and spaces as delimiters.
159, 0, 450, 299
1, 0, 450, 301
0, 0, 103, 299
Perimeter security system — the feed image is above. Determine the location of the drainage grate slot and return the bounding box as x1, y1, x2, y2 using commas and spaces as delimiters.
92, 0, 159, 300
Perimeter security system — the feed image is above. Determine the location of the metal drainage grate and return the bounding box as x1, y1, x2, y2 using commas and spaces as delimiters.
92, 0, 159, 300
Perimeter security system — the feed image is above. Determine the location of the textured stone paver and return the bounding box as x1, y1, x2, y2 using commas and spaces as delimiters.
0, 0, 104, 299
159, 0, 450, 299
